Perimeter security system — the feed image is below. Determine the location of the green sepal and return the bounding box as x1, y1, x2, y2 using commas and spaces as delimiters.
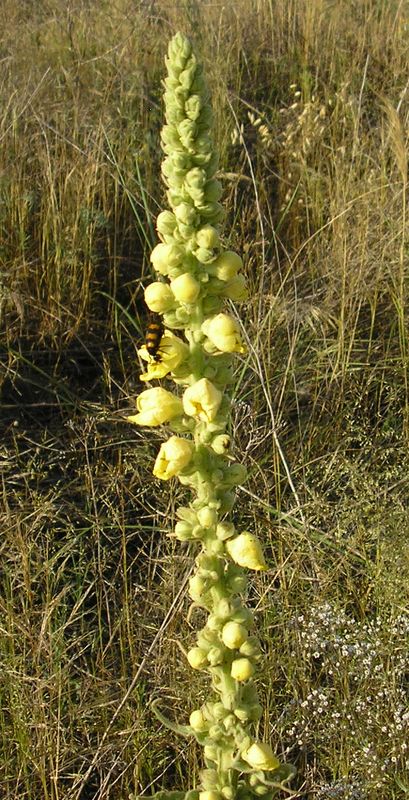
151, 699, 192, 738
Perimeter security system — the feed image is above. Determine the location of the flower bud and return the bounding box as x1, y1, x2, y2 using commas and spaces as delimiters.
207, 539, 225, 556
210, 434, 230, 454
233, 707, 249, 723
212, 702, 228, 721
171, 273, 201, 303
228, 574, 248, 593
204, 179, 222, 203
221, 622, 248, 650
254, 786, 270, 796
187, 647, 208, 670
200, 790, 221, 800
207, 647, 223, 666
226, 533, 267, 571
231, 657, 255, 681
188, 574, 208, 603
156, 210, 177, 240
127, 388, 183, 427
175, 202, 197, 226
223, 274, 248, 301
177, 506, 197, 523
183, 379, 223, 423
210, 250, 243, 280
174, 520, 194, 541
185, 95, 202, 120
202, 313, 246, 354
202, 295, 224, 316
215, 522, 235, 541
189, 709, 208, 732
203, 745, 218, 763
223, 463, 247, 486
153, 436, 194, 480
200, 769, 219, 790
197, 507, 218, 528
196, 225, 220, 250
150, 242, 184, 275
241, 743, 280, 772
239, 636, 260, 657
185, 166, 206, 188
144, 282, 174, 313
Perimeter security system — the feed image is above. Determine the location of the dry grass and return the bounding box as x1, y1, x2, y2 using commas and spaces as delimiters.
1, 1, 409, 798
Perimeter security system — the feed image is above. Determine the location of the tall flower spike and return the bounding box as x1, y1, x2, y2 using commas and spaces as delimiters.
130, 32, 295, 800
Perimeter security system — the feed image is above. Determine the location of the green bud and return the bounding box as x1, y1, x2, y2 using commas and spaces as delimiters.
174, 520, 194, 540
200, 769, 219, 790
178, 118, 197, 148
222, 714, 237, 732
156, 210, 177, 238
204, 745, 218, 763
175, 202, 198, 226
197, 507, 218, 528
233, 708, 249, 723
185, 94, 203, 120
190, 708, 208, 732
208, 723, 224, 739
216, 522, 235, 541
217, 491, 235, 515
207, 539, 226, 556
231, 608, 254, 627
189, 574, 208, 603
210, 434, 230, 453
239, 636, 260, 657
196, 225, 220, 249
224, 464, 248, 486
212, 702, 229, 721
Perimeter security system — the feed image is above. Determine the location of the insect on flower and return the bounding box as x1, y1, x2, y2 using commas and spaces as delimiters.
145, 313, 165, 362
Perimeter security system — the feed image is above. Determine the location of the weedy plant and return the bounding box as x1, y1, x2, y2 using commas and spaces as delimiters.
127, 33, 294, 800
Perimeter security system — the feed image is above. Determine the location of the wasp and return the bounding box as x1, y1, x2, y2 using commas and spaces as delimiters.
145, 313, 165, 362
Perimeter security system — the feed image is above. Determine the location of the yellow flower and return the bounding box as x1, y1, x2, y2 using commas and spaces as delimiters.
144, 281, 175, 313
221, 621, 248, 650
139, 331, 189, 381
230, 657, 254, 681
126, 387, 183, 427
153, 436, 194, 480
241, 742, 280, 772
170, 273, 201, 303
226, 532, 267, 571
183, 378, 222, 422
210, 250, 243, 281
202, 313, 246, 354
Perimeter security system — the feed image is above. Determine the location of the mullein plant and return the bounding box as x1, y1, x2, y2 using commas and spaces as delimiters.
128, 33, 294, 800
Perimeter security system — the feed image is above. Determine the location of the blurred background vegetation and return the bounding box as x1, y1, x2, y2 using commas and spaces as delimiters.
1, 1, 409, 798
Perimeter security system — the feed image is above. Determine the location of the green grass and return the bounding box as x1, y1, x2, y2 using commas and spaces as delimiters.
1, 1, 409, 798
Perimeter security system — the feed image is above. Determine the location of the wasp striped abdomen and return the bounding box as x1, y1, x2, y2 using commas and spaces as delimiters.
145, 315, 165, 362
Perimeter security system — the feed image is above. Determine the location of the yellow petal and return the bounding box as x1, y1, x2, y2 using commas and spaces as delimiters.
242, 742, 280, 772
182, 378, 222, 422
226, 533, 267, 571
